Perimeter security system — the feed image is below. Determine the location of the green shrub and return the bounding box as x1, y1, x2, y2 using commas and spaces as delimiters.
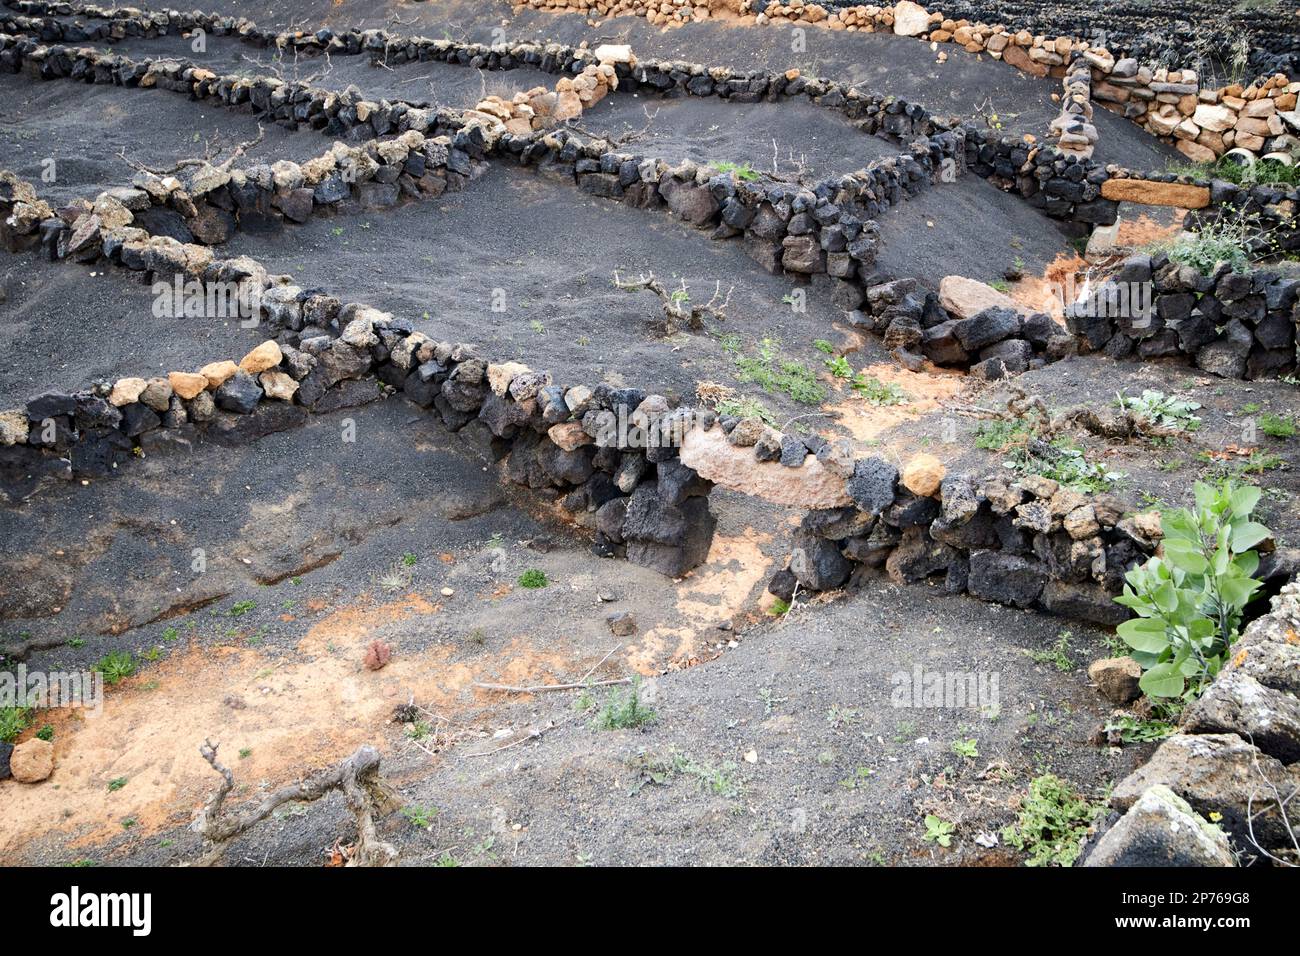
1116, 389, 1201, 430
1163, 214, 1277, 275
517, 569, 549, 589
1114, 480, 1268, 699
1002, 774, 1103, 867
734, 338, 827, 405
712, 161, 759, 182
1258, 412, 1296, 439
592, 676, 657, 731
974, 417, 1034, 451
0, 706, 32, 743
1167, 155, 1300, 188
92, 650, 136, 686
851, 373, 908, 406
715, 395, 776, 425
824, 355, 853, 379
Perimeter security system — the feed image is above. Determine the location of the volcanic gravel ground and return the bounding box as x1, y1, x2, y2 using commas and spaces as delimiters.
872, 173, 1078, 289
579, 89, 898, 183
0, 69, 326, 207
0, 255, 268, 408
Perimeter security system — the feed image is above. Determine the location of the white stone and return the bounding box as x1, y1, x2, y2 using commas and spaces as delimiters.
891, 0, 931, 36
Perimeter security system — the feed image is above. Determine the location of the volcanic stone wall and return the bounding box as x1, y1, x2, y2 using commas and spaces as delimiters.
882, 0, 1300, 78
765, 451, 1164, 625
1066, 252, 1300, 380
0, 164, 725, 578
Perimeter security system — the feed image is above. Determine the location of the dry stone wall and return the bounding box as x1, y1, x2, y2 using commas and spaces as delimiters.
0, 165, 724, 579
503, 0, 1299, 164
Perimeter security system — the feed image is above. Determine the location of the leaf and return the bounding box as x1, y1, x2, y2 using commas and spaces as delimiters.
1130, 649, 1162, 670
1229, 485, 1261, 518
1118, 618, 1169, 654
1230, 521, 1270, 552
1218, 576, 1261, 611
1139, 662, 1185, 698
1153, 582, 1180, 613
1162, 541, 1208, 575
1234, 551, 1260, 577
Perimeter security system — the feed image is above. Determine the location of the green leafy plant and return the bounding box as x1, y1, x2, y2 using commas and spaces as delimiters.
107, 777, 129, 792
1116, 390, 1201, 431
402, 805, 439, 830
1163, 214, 1274, 275
0, 706, 32, 743
517, 569, 549, 589
767, 597, 791, 616
36, 724, 54, 742
1002, 774, 1103, 867
999, 435, 1124, 493
851, 373, 909, 406
715, 395, 776, 425
974, 417, 1033, 451
227, 600, 256, 617
712, 161, 759, 182
92, 650, 136, 686
592, 676, 657, 731
1258, 412, 1296, 439
1166, 154, 1300, 188
923, 815, 955, 847
1103, 713, 1178, 744
734, 338, 827, 405
824, 354, 853, 379
951, 738, 979, 759
1027, 631, 1076, 671
1113, 481, 1268, 699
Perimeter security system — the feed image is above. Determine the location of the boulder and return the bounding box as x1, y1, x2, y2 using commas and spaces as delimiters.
239, 340, 283, 375
1111, 732, 1300, 853
259, 370, 299, 402
621, 483, 716, 577
215, 370, 264, 414
0, 409, 29, 445
885, 527, 960, 584
108, 377, 148, 407
1100, 179, 1211, 209
680, 427, 849, 507
846, 457, 898, 514
892, 0, 932, 36
789, 531, 852, 591
939, 275, 1021, 321
199, 360, 239, 390
1182, 672, 1300, 763
167, 371, 208, 400
1085, 785, 1233, 867
1087, 656, 1142, 704
900, 453, 945, 496
9, 737, 53, 783
955, 307, 1021, 351
967, 551, 1047, 608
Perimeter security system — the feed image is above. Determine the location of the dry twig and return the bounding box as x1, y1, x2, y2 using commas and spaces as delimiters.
193, 739, 399, 867
613, 270, 732, 334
